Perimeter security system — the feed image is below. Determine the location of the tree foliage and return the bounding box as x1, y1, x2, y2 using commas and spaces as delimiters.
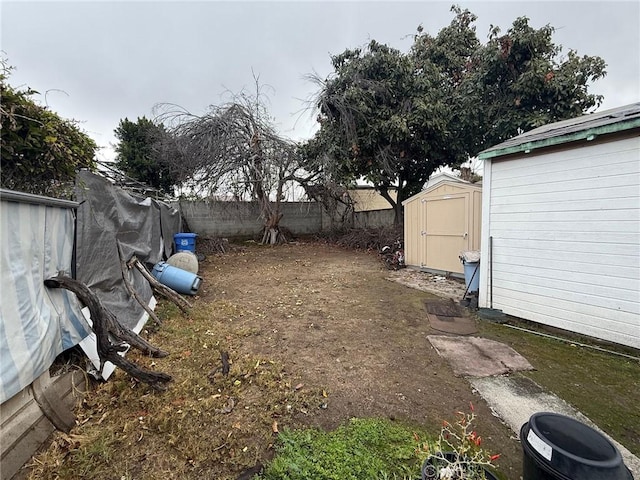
305, 40, 455, 224
155, 82, 304, 244
114, 117, 176, 194
306, 6, 607, 223
1, 62, 97, 198
419, 7, 607, 154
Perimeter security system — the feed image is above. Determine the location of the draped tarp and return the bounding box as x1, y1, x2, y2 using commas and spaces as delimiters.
0, 196, 90, 403
0, 174, 181, 401
75, 171, 181, 331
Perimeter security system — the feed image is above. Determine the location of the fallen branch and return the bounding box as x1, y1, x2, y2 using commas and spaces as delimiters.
116, 241, 162, 326
221, 350, 230, 376
208, 350, 231, 381
128, 256, 192, 313
44, 274, 172, 390
197, 237, 230, 255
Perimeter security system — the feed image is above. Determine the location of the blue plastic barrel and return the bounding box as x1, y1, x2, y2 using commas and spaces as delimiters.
463, 261, 480, 293
174, 233, 197, 253
151, 261, 202, 295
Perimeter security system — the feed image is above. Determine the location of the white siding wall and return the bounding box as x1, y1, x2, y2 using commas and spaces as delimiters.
479, 135, 640, 349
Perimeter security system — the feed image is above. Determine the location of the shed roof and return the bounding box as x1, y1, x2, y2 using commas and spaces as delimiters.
425, 171, 469, 188
479, 102, 640, 160
402, 179, 481, 206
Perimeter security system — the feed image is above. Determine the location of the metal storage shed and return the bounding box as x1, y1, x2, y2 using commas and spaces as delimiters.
403, 178, 482, 276
478, 103, 640, 349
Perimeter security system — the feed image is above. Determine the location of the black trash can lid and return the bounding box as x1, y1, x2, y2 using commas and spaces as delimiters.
528, 412, 619, 465
522, 412, 632, 480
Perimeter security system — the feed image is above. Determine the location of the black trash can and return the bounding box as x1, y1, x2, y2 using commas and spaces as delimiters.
520, 412, 634, 480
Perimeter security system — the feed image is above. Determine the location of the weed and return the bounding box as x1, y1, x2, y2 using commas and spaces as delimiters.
258, 417, 430, 480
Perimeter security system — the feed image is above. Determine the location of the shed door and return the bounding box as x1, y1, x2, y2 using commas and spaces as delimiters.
422, 193, 469, 274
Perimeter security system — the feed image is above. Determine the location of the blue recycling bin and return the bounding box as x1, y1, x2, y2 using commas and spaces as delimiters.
174, 233, 197, 253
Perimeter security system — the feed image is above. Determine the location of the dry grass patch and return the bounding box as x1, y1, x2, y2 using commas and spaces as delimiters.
26, 299, 323, 480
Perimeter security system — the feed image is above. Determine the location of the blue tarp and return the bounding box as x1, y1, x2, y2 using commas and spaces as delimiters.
0, 199, 90, 403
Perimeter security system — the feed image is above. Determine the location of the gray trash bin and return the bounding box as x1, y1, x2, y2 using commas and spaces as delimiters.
460, 251, 480, 293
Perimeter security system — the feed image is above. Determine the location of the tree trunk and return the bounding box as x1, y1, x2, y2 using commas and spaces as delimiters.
379, 186, 403, 226
393, 201, 404, 227
260, 210, 285, 245
44, 274, 172, 390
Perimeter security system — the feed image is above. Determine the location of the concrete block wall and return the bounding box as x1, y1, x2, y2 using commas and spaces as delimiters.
352, 209, 395, 228
176, 200, 396, 239
175, 200, 323, 238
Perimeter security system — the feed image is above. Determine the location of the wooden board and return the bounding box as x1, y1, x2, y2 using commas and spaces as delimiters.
1, 370, 86, 480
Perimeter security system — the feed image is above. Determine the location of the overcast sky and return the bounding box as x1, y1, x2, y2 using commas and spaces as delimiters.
2, 1, 639, 162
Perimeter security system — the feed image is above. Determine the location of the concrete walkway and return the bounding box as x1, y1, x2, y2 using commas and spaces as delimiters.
427, 334, 639, 478
471, 375, 639, 478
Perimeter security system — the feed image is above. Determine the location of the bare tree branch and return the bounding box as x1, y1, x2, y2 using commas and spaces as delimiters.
44, 274, 171, 390
153, 78, 308, 244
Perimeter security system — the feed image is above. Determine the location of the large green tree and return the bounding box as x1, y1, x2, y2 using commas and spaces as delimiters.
412, 7, 607, 155
305, 40, 455, 224
114, 117, 176, 194
306, 6, 606, 224
1, 62, 97, 198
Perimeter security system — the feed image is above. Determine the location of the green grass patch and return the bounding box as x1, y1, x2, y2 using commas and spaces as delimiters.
478, 320, 640, 456
258, 418, 430, 480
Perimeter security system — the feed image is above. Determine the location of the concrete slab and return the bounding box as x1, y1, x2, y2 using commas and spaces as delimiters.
471, 375, 640, 478
471, 375, 580, 433
427, 335, 534, 377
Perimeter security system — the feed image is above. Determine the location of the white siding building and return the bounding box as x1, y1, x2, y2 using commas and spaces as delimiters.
478, 103, 640, 349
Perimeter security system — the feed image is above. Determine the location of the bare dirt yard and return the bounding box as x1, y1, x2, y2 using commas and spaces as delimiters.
30, 240, 639, 480
187, 242, 522, 477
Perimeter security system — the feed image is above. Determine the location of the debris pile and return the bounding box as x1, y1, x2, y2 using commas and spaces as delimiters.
316, 226, 403, 252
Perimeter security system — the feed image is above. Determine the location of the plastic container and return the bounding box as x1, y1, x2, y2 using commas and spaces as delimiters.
460, 250, 480, 293
151, 261, 202, 295
422, 452, 498, 480
520, 412, 633, 480
463, 261, 480, 293
174, 232, 197, 253
167, 251, 199, 274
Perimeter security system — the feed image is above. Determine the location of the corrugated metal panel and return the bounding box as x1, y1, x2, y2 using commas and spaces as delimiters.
479, 135, 640, 349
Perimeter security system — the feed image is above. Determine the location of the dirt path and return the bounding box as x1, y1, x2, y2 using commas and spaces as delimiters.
199, 242, 523, 478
